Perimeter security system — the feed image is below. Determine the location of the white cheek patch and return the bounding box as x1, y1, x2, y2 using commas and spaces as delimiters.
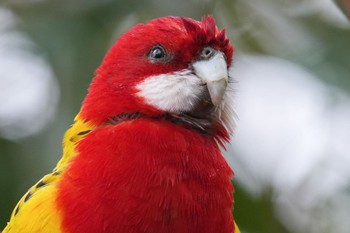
136, 69, 236, 134
136, 70, 205, 113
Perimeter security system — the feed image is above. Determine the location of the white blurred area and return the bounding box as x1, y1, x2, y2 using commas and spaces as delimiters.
221, 0, 350, 232
226, 54, 350, 233
290, 0, 350, 28
0, 7, 59, 140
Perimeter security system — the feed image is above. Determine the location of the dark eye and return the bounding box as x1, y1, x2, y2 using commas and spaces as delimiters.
148, 45, 168, 61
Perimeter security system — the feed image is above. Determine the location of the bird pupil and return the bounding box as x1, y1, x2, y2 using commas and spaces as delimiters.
148, 45, 168, 62
152, 48, 163, 59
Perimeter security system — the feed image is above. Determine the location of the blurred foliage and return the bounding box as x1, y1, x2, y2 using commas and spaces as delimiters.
0, 0, 349, 232
234, 184, 289, 233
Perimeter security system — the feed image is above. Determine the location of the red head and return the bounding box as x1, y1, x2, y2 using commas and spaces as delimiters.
80, 16, 234, 141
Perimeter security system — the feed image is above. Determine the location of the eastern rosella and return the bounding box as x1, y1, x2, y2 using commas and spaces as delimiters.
3, 16, 239, 233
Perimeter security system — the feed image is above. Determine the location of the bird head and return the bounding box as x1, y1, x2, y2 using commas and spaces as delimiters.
80, 16, 234, 142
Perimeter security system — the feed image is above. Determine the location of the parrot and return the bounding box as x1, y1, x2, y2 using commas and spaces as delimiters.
3, 16, 239, 233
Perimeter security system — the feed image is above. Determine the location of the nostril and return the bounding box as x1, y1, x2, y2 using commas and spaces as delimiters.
201, 47, 215, 59
203, 48, 212, 56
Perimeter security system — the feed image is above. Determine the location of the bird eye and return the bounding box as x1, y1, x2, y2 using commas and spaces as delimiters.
148, 45, 168, 61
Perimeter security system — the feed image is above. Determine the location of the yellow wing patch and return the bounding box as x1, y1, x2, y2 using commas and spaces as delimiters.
3, 114, 94, 233
3, 175, 62, 233
56, 114, 95, 172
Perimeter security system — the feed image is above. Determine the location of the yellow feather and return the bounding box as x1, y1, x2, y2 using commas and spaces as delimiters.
234, 221, 241, 233
57, 114, 95, 172
3, 114, 93, 233
3, 177, 62, 233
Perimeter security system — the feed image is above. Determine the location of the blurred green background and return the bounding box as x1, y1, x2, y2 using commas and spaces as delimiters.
0, 0, 349, 232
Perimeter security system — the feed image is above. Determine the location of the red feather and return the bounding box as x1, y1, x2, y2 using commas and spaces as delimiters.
57, 119, 234, 233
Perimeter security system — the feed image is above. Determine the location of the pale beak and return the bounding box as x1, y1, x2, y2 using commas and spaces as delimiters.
192, 52, 228, 106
